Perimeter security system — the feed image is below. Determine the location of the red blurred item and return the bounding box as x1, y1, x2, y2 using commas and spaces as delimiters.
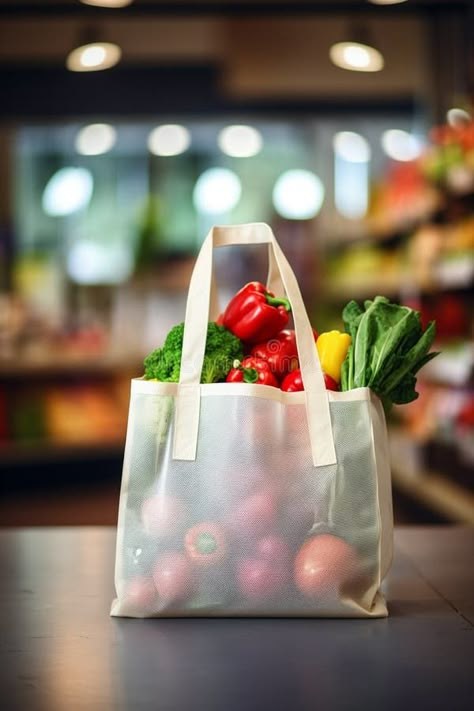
457, 398, 474, 429
226, 357, 279, 387
281, 369, 339, 392
251, 329, 318, 379
223, 281, 291, 343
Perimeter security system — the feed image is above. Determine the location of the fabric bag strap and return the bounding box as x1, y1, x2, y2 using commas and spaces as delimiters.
173, 223, 337, 468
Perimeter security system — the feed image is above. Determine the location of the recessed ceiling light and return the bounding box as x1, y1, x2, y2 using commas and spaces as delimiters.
330, 41, 384, 72
80, 1, 134, 7
272, 170, 325, 220
218, 125, 263, 158
193, 168, 241, 214
66, 42, 121, 72
75, 123, 116, 155
42, 167, 93, 217
367, 1, 408, 6
333, 132, 371, 162
148, 125, 191, 156
381, 130, 423, 161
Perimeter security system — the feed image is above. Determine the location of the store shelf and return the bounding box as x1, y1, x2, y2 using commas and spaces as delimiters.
391, 465, 474, 525
0, 351, 143, 379
0, 440, 124, 467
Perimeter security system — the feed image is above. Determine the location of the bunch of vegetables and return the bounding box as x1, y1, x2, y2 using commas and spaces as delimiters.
131, 285, 440, 612
144, 283, 438, 410
144, 281, 351, 391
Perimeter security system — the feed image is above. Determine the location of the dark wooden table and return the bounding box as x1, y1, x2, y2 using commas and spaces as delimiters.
1, 526, 473, 710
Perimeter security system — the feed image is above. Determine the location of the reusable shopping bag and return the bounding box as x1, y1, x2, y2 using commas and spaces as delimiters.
111, 223, 393, 618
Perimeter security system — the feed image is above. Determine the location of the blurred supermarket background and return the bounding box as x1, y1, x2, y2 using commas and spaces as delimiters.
0, 0, 473, 526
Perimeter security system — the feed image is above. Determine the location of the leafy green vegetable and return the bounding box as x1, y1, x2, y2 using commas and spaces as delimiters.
144, 322, 244, 384
341, 296, 439, 410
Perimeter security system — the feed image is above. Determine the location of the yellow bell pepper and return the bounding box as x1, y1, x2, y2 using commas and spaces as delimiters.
316, 330, 352, 384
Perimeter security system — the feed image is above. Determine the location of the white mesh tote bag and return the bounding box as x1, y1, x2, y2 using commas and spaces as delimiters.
111, 223, 393, 618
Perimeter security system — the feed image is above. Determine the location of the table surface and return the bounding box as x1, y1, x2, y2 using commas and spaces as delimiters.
1, 526, 473, 711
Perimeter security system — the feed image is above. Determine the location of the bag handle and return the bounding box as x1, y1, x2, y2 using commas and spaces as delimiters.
173, 223, 337, 468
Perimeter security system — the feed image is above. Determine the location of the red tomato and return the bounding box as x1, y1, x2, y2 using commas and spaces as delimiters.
124, 576, 156, 611
229, 490, 277, 540
237, 558, 287, 600
142, 494, 187, 538
153, 552, 195, 603
294, 534, 358, 598
184, 522, 227, 568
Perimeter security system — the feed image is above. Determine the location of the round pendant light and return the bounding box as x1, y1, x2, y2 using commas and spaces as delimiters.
330, 24, 384, 72
66, 41, 121, 72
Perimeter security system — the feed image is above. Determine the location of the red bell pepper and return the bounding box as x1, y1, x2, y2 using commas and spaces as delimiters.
281, 368, 339, 392
184, 522, 227, 568
226, 357, 279, 387
251, 329, 319, 378
223, 282, 291, 343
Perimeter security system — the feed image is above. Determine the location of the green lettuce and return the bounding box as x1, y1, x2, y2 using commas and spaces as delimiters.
341, 296, 439, 410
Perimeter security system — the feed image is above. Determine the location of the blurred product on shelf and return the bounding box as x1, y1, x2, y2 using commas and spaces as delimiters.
324, 118, 473, 524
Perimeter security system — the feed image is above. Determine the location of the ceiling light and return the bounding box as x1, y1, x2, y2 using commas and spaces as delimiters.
42, 167, 93, 217
193, 168, 241, 214
75, 123, 116, 155
330, 24, 383, 73
66, 41, 121, 72
381, 129, 423, 161
67, 241, 133, 285
218, 125, 263, 158
80, 1, 134, 7
148, 124, 191, 156
333, 132, 371, 162
447, 108, 471, 127
272, 170, 325, 220
367, 1, 408, 5
330, 41, 384, 72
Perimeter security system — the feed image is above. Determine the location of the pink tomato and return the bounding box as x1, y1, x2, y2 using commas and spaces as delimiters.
153, 552, 195, 603
142, 494, 187, 538
294, 534, 358, 598
237, 557, 286, 601
256, 534, 291, 566
124, 576, 156, 611
229, 490, 277, 540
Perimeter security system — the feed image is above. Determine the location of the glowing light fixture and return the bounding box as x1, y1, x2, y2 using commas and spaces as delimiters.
148, 124, 191, 156
66, 34, 121, 72
75, 123, 116, 156
193, 168, 241, 215
42, 167, 93, 217
381, 129, 423, 161
80, 1, 133, 7
330, 41, 383, 72
272, 169, 325, 220
330, 24, 383, 72
218, 125, 263, 158
367, 1, 407, 5
333, 132, 371, 163
67, 241, 133, 285
447, 108, 471, 127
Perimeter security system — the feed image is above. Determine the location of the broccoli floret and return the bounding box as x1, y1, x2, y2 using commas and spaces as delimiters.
144, 322, 243, 384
